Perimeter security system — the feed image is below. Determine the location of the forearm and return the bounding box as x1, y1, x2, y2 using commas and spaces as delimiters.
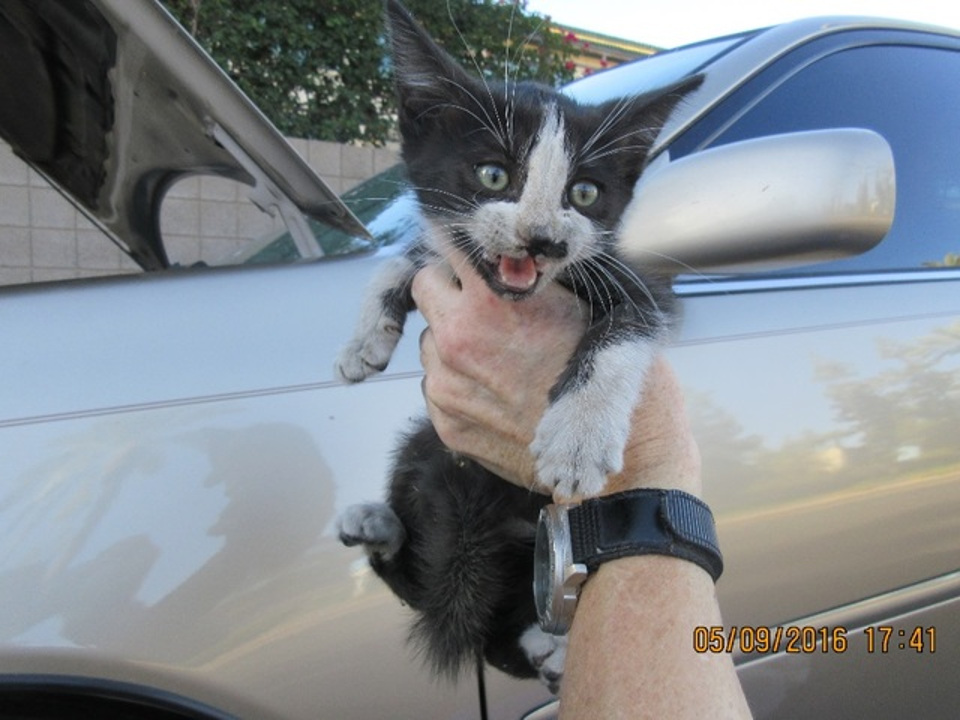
559, 362, 750, 717
561, 555, 751, 719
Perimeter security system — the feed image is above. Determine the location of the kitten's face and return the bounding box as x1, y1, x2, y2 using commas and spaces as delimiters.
386, 0, 697, 298
456, 102, 621, 298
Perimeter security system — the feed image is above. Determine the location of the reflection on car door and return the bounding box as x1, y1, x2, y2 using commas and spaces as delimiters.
669, 35, 960, 720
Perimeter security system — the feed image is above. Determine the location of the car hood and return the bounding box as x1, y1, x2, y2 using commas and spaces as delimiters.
0, 0, 367, 270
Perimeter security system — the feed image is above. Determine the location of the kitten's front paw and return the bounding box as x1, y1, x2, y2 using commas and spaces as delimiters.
334, 326, 401, 383
337, 502, 406, 560
531, 395, 627, 499
520, 625, 567, 695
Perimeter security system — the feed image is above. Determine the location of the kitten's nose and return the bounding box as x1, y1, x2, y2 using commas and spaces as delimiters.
526, 235, 568, 259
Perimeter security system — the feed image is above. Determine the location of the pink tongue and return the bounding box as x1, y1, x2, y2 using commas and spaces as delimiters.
498, 255, 538, 291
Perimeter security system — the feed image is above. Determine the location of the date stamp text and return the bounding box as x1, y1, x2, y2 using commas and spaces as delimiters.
693, 625, 937, 655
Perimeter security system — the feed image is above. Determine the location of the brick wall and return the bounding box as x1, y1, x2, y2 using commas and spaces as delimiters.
0, 138, 400, 286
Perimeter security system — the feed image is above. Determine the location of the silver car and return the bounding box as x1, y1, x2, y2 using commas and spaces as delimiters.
1, 2, 958, 718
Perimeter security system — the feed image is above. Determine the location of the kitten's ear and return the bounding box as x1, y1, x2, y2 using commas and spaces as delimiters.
385, 0, 479, 136
612, 73, 704, 149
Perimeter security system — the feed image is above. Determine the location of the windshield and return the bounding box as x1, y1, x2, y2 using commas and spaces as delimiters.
242, 164, 418, 264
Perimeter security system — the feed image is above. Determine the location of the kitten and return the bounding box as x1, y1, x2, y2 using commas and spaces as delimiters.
338, 0, 699, 691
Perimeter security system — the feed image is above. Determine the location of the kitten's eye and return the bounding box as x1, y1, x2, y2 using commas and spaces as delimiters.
569, 180, 600, 208
476, 163, 510, 192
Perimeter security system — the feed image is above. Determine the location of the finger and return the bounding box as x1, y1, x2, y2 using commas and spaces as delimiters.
441, 248, 487, 293
411, 263, 452, 319
418, 327, 436, 376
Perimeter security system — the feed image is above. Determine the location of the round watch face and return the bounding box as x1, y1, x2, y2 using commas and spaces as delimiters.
534, 504, 584, 635
533, 507, 553, 627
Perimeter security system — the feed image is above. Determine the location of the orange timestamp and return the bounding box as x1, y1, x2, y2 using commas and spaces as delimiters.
693, 625, 937, 655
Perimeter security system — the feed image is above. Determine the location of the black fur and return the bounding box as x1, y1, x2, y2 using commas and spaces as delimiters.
358, 419, 550, 680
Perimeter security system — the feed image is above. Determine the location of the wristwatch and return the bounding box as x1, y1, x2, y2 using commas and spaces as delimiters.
533, 488, 723, 635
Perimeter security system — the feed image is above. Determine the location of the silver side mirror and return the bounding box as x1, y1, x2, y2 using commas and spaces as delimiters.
620, 128, 896, 273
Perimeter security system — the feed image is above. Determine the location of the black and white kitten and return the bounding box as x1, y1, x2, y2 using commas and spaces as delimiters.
338, 0, 699, 692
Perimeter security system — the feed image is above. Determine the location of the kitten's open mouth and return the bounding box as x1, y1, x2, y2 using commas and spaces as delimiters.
467, 246, 553, 299
476, 253, 545, 298
497, 254, 540, 292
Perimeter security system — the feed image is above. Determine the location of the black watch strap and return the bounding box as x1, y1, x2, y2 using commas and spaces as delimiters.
567, 489, 723, 581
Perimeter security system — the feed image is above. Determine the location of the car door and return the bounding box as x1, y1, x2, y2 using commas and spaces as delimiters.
667, 32, 960, 719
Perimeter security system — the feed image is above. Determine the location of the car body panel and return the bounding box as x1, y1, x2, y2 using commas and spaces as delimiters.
678, 279, 960, 626
3, 6, 960, 719
3, 257, 958, 717
0, 256, 513, 718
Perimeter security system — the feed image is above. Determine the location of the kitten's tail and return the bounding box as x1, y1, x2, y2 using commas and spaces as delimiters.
408, 518, 507, 679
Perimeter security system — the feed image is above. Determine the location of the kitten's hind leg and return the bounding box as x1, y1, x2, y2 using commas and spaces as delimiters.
335, 253, 419, 383
519, 625, 567, 695
337, 502, 407, 561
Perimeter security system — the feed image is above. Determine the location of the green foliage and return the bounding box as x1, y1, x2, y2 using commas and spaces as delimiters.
161, 0, 575, 144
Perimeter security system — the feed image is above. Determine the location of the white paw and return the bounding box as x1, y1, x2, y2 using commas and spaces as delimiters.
334, 322, 402, 383
531, 395, 626, 499
520, 625, 567, 694
337, 502, 406, 560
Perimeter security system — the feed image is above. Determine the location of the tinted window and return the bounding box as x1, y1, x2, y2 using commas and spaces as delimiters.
705, 44, 960, 274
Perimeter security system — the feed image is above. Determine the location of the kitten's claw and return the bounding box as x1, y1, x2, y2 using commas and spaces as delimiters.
334, 325, 401, 383
520, 625, 567, 694
337, 502, 407, 560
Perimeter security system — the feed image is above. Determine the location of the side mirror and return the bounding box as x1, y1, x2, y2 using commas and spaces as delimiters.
620, 128, 896, 273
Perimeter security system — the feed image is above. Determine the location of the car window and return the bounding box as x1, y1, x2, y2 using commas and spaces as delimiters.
698, 43, 960, 275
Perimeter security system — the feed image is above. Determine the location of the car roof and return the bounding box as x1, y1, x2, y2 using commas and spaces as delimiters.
0, 0, 367, 271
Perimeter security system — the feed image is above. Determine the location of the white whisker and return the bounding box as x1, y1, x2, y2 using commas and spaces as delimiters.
587, 252, 663, 322
445, 0, 508, 150
577, 96, 636, 163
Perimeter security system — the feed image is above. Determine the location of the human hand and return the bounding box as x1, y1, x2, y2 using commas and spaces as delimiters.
411, 250, 700, 499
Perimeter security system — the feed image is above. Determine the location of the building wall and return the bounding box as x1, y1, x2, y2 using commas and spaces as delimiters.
0, 138, 400, 287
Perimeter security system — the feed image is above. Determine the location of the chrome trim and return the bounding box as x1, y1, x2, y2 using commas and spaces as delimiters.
521, 700, 559, 720
675, 268, 960, 297
735, 570, 960, 665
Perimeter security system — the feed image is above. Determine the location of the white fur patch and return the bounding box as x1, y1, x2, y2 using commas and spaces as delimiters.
461, 106, 597, 286
335, 253, 417, 382
521, 108, 571, 232
532, 338, 658, 498
337, 502, 406, 561
520, 624, 567, 694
